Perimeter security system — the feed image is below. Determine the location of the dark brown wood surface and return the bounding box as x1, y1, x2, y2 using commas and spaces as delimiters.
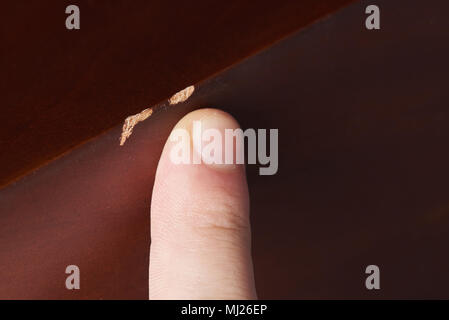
0, 0, 355, 188
1, 0, 449, 299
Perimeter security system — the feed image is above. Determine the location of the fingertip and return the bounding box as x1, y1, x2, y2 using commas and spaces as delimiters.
149, 108, 256, 299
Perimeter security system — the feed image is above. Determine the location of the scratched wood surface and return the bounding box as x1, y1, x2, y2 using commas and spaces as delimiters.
1, 0, 448, 299
0, 0, 356, 188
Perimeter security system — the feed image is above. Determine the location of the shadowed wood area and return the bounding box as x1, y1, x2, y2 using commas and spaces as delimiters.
0, 0, 356, 188
1, 0, 448, 299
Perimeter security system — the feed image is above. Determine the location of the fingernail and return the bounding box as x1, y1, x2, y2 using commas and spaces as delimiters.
191, 110, 242, 171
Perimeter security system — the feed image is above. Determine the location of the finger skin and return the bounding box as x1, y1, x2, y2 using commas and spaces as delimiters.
149, 108, 257, 300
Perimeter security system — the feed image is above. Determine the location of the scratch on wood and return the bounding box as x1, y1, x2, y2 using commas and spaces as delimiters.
119, 85, 195, 146
168, 85, 195, 105
119, 108, 153, 146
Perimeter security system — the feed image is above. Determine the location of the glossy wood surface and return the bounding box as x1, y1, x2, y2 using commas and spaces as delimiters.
1, 0, 448, 299
0, 0, 355, 188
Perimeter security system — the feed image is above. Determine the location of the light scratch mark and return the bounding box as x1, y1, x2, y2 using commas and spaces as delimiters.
119, 85, 195, 146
